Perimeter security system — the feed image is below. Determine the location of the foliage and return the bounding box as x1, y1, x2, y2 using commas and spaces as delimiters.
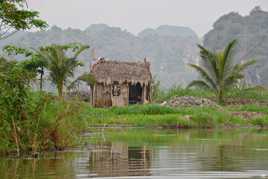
151, 76, 162, 102
68, 72, 96, 91
0, 57, 87, 155
0, 0, 47, 39
5, 43, 91, 96
36, 43, 89, 96
77, 73, 96, 87
204, 7, 268, 85
0, 57, 35, 154
82, 103, 268, 129
3, 45, 47, 90
188, 40, 256, 104
226, 86, 268, 101
152, 85, 214, 102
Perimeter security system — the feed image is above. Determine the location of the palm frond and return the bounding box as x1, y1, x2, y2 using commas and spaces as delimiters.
223, 40, 237, 63
198, 44, 219, 79
237, 59, 256, 72
222, 40, 237, 77
73, 45, 90, 60
188, 63, 217, 90
187, 80, 211, 90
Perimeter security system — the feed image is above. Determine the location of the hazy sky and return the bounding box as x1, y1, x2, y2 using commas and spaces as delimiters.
28, 0, 268, 36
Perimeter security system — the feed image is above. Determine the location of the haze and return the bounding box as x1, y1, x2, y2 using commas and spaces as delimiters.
28, 0, 268, 36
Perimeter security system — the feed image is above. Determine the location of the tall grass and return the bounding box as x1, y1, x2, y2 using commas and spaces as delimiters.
83, 104, 255, 129
153, 86, 213, 102
0, 91, 88, 156
226, 87, 268, 101
153, 85, 268, 102
111, 104, 178, 115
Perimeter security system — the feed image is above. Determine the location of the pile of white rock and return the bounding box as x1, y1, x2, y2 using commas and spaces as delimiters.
166, 96, 217, 107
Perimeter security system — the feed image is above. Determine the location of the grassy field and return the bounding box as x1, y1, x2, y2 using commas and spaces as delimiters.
79, 87, 268, 129
80, 104, 268, 129
153, 86, 268, 102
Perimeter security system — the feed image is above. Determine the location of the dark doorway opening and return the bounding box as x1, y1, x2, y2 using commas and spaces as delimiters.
129, 83, 142, 104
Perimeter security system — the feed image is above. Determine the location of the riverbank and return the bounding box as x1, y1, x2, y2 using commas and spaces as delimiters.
1, 87, 268, 156
0, 92, 88, 156
82, 103, 268, 129
80, 87, 268, 128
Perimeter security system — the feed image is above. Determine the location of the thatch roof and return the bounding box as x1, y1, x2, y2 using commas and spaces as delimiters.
91, 59, 152, 85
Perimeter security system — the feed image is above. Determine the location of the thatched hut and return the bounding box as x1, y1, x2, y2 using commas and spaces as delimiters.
90, 58, 152, 107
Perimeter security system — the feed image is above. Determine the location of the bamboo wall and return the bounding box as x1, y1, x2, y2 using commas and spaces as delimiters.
92, 82, 151, 107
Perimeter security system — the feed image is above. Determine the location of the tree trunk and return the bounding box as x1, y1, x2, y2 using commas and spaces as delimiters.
39, 67, 44, 91
57, 81, 64, 97
12, 119, 20, 157
217, 90, 224, 105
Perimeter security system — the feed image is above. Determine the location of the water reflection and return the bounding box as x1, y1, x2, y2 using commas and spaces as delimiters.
89, 143, 151, 177
0, 152, 77, 179
1, 129, 268, 179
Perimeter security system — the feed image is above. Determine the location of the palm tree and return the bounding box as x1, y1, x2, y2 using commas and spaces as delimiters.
188, 40, 255, 104
38, 43, 89, 97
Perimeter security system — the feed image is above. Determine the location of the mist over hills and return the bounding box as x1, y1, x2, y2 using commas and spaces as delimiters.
2, 6, 268, 89
0, 24, 199, 88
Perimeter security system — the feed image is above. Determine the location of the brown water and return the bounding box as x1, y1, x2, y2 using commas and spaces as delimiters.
1, 129, 268, 179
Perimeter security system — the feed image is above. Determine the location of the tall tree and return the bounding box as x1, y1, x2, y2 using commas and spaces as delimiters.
37, 43, 89, 97
0, 0, 47, 39
3, 45, 47, 91
187, 40, 256, 104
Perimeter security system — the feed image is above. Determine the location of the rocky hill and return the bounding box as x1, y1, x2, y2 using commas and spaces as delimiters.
0, 24, 199, 88
204, 7, 268, 85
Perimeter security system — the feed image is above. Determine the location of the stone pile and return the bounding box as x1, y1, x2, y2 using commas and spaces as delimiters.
167, 96, 217, 107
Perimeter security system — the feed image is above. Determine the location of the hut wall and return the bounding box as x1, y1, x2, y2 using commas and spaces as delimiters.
93, 83, 112, 107
111, 83, 129, 107
146, 84, 151, 102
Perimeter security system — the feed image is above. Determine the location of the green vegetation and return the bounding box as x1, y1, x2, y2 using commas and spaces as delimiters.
152, 85, 268, 102
80, 101, 268, 129
0, 1, 268, 158
1, 57, 268, 156
0, 58, 87, 155
36, 44, 89, 96
188, 40, 256, 104
204, 7, 268, 85
152, 85, 214, 102
4, 43, 90, 96
0, 0, 47, 39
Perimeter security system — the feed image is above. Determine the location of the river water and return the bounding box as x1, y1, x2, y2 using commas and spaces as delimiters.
1, 128, 268, 179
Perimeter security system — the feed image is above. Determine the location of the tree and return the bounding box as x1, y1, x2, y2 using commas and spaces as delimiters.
187, 40, 256, 104
3, 45, 47, 91
0, 57, 35, 155
76, 73, 96, 89
0, 0, 47, 35
0, 0, 47, 39
37, 43, 89, 97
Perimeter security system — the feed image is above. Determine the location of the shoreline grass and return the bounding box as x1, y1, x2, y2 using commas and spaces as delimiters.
2, 87, 268, 155
81, 103, 268, 129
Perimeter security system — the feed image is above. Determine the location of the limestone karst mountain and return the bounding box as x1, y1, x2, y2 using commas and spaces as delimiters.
0, 24, 199, 88
204, 7, 268, 85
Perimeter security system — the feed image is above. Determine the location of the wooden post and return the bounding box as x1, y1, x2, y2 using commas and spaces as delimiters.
142, 84, 146, 104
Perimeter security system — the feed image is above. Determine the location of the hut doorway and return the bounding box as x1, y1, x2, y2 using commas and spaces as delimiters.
129, 83, 143, 104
